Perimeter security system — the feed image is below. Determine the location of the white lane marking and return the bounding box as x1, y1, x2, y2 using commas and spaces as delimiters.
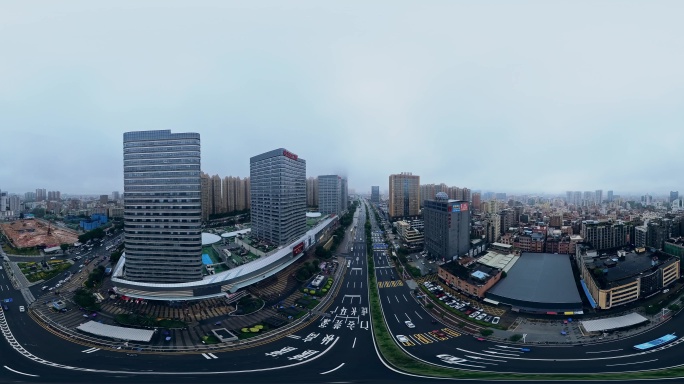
394, 314, 400, 323
407, 334, 422, 345
386, 296, 390, 304
587, 349, 623, 354
402, 294, 408, 302
465, 355, 507, 362
488, 347, 521, 353
484, 350, 520, 357
352, 337, 357, 349
4, 366, 39, 377
360, 282, 363, 289
394, 296, 399, 303
82, 348, 100, 353
414, 311, 423, 320
346, 281, 349, 288
320, 363, 345, 375
404, 314, 412, 321
286, 335, 301, 339
606, 359, 657, 367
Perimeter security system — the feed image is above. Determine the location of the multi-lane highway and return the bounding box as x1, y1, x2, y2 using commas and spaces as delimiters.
3, 200, 684, 382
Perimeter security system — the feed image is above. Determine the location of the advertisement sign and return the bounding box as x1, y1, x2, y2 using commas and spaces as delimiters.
451, 205, 461, 212
460, 203, 469, 211
283, 149, 298, 161
293, 242, 305, 255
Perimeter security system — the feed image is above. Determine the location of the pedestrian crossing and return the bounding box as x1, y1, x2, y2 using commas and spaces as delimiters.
398, 328, 461, 347
202, 353, 219, 359
378, 280, 404, 288
82, 347, 100, 354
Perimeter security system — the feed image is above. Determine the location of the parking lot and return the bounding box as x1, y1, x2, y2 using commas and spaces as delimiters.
421, 280, 504, 325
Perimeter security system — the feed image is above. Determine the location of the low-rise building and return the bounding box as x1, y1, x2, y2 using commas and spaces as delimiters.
576, 244, 680, 310
438, 260, 502, 298
396, 220, 424, 249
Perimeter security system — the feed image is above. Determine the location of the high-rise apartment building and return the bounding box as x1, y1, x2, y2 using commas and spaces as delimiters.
306, 177, 319, 208
595, 190, 603, 204
123, 130, 203, 283
340, 177, 348, 212
112, 191, 120, 201
389, 172, 420, 219
24, 191, 35, 201
607, 190, 614, 203
580, 220, 628, 251
485, 213, 501, 244
371, 186, 380, 203
0, 190, 7, 215
200, 172, 210, 220
8, 195, 20, 213
318, 175, 342, 215
100, 195, 108, 204
250, 148, 306, 245
471, 192, 481, 211
210, 174, 223, 215
36, 188, 46, 202
423, 193, 471, 261
47, 190, 60, 201
671, 191, 679, 203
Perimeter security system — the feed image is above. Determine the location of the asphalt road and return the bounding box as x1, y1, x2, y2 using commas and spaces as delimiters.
3, 201, 684, 382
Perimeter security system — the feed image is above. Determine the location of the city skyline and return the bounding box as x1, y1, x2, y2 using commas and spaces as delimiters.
2, 2, 684, 195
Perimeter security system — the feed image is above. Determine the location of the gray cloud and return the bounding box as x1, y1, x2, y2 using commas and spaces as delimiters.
1, 1, 683, 197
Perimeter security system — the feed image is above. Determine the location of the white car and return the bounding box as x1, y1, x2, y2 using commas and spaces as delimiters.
396, 335, 409, 343
476, 313, 487, 321
405, 321, 415, 328
19, 306, 25, 312
437, 354, 466, 364
491, 317, 501, 325
469, 311, 481, 318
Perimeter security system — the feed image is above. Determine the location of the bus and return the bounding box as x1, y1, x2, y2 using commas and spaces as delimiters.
633, 334, 677, 351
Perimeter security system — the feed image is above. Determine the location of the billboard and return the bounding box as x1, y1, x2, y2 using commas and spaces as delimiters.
283, 149, 298, 160
451, 204, 460, 212
293, 242, 305, 255
460, 203, 469, 211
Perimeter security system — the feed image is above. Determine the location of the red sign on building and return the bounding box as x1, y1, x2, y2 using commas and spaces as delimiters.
293, 242, 305, 255
283, 149, 298, 161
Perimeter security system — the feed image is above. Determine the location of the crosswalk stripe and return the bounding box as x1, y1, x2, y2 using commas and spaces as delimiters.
207, 353, 218, 359
202, 353, 212, 359
286, 334, 301, 339
82, 347, 100, 353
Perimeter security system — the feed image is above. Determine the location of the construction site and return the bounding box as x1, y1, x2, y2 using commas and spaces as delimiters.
0, 219, 79, 249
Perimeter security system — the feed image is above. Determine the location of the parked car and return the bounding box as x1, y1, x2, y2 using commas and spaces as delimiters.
469, 311, 481, 318
484, 315, 493, 322
476, 313, 487, 321
491, 317, 501, 325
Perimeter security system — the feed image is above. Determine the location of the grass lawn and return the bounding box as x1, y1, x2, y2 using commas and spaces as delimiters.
2, 243, 41, 255
20, 261, 72, 283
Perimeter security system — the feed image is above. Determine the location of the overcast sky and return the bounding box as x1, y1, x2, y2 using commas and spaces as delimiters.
1, 1, 683, 197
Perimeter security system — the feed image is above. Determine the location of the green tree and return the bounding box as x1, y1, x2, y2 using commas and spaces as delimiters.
60, 243, 69, 252
510, 334, 523, 342
480, 329, 494, 337
31, 207, 46, 218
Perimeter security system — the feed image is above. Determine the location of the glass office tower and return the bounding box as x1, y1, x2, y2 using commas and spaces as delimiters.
123, 130, 203, 283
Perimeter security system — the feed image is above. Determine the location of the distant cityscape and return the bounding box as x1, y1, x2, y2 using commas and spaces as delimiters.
1, 129, 683, 310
